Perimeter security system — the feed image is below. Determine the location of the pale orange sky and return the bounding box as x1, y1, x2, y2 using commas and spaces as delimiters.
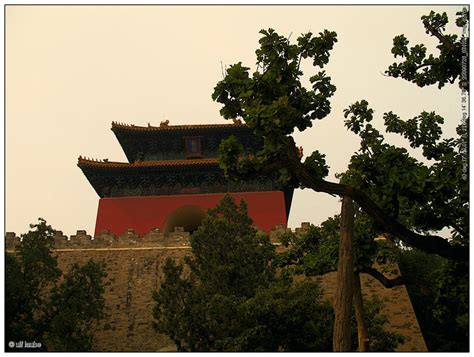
6, 5, 465, 236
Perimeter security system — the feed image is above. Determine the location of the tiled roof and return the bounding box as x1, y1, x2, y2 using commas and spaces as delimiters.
111, 120, 246, 132
77, 156, 219, 169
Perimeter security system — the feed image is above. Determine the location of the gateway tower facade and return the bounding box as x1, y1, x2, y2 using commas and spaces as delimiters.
78, 121, 293, 236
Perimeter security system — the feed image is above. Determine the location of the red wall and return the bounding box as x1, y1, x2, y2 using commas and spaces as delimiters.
94, 191, 287, 237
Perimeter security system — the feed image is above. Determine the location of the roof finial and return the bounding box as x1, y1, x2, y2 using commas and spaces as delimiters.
160, 119, 170, 127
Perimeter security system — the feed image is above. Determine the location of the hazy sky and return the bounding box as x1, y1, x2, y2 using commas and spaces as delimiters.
6, 5, 465, 236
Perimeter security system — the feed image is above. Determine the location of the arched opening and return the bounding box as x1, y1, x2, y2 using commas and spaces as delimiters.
163, 205, 206, 235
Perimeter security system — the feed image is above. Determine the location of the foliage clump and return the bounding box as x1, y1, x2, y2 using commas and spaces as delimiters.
213, 28, 336, 186
399, 249, 468, 351
5, 219, 107, 352
387, 10, 469, 91
153, 195, 334, 351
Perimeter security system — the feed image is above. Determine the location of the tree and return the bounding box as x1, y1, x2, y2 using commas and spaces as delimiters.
212, 13, 467, 351
184, 194, 275, 299
338, 10, 468, 352
5, 219, 107, 352
211, 24, 467, 262
153, 195, 334, 351
6, 219, 60, 349
274, 212, 404, 352
387, 12, 468, 352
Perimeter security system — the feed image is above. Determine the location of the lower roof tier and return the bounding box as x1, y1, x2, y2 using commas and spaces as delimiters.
78, 157, 293, 209
78, 156, 220, 171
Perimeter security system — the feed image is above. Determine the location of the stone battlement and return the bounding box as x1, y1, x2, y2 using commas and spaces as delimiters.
4, 222, 309, 250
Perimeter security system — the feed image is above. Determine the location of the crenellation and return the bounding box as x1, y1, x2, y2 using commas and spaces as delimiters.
5, 232, 19, 249
69, 231, 93, 246
274, 223, 285, 231
269, 223, 291, 244
300, 222, 311, 231
168, 231, 191, 246
294, 221, 311, 235
116, 229, 140, 246
141, 231, 161, 240
141, 231, 165, 245
5, 223, 318, 251
5, 223, 333, 251
53, 230, 68, 247
94, 231, 117, 246
270, 225, 285, 235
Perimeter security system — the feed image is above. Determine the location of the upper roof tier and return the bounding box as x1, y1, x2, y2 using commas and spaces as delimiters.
111, 120, 247, 132
111, 120, 262, 163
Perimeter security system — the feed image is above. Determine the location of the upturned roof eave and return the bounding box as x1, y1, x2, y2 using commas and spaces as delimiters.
110, 121, 247, 133
77, 157, 220, 171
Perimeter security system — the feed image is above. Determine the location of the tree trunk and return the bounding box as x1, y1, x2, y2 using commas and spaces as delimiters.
332, 195, 355, 352
353, 271, 369, 352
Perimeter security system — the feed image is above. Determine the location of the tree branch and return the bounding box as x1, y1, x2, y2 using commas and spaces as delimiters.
413, 61, 438, 72
358, 267, 405, 288
451, 222, 468, 238
423, 19, 456, 52
225, 140, 468, 263
284, 145, 468, 263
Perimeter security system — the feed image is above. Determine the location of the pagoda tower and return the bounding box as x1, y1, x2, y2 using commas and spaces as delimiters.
78, 121, 294, 237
